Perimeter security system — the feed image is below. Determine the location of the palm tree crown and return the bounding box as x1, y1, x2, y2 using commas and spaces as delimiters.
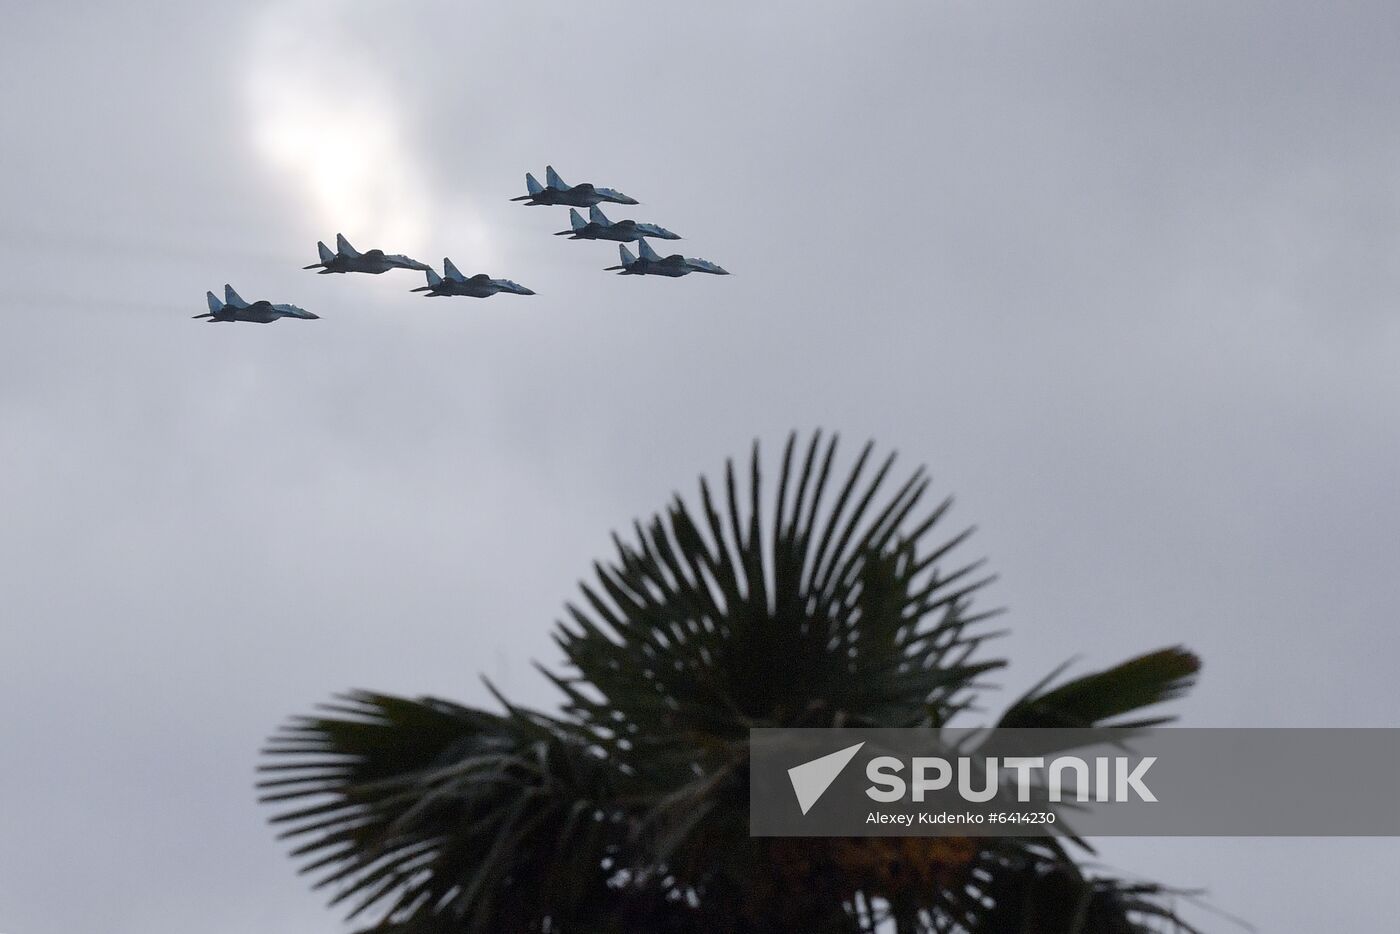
261, 432, 1201, 933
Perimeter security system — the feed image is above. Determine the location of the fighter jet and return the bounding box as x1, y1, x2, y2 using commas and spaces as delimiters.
605, 239, 730, 277
303, 233, 431, 274
554, 206, 680, 242
410, 258, 536, 298
194, 285, 319, 323
511, 165, 638, 207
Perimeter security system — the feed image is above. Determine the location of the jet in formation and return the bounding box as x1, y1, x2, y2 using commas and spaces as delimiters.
195, 285, 319, 323
197, 166, 722, 324
412, 258, 536, 298
512, 166, 638, 207
555, 206, 680, 243
303, 234, 430, 274
605, 239, 729, 277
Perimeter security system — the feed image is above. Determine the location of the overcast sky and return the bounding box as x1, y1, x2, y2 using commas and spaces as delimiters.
2, 2, 1398, 932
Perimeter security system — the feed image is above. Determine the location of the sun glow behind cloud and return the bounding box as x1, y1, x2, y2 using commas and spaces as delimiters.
245, 1, 435, 255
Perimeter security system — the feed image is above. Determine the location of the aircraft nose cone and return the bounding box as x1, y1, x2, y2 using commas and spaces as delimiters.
305, 312, 321, 319
521, 288, 537, 295
618, 196, 639, 205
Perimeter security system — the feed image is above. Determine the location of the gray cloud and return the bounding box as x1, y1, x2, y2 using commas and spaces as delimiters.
1, 2, 1397, 932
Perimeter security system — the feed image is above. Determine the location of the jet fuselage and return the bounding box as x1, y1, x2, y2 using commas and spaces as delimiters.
323, 251, 393, 274
204, 301, 281, 323
618, 258, 692, 277
313, 250, 428, 275
570, 221, 676, 243
435, 280, 507, 297
422, 276, 533, 298
521, 184, 638, 208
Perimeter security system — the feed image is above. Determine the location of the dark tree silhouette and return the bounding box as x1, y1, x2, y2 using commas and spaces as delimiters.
260, 432, 1202, 933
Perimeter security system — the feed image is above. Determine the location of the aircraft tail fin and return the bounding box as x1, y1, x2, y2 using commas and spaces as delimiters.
637, 239, 661, 261
317, 241, 335, 263
335, 233, 361, 257
525, 172, 544, 196
223, 284, 249, 308
545, 165, 568, 190
589, 205, 612, 226
619, 244, 636, 266
412, 268, 443, 292
569, 208, 586, 230
206, 291, 223, 314
443, 258, 467, 281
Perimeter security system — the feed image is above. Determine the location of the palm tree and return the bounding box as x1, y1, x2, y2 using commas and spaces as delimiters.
260, 432, 1203, 933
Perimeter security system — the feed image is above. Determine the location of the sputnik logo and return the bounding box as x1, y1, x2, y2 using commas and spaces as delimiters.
787, 742, 865, 815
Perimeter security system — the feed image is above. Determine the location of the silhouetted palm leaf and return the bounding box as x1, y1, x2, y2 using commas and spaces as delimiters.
998, 647, 1201, 730
261, 693, 627, 932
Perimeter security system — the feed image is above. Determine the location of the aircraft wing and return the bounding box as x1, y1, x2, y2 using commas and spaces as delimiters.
387, 254, 432, 271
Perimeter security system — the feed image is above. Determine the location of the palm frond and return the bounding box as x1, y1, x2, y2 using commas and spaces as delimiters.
998, 647, 1202, 729
260, 691, 628, 933
554, 432, 1001, 749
